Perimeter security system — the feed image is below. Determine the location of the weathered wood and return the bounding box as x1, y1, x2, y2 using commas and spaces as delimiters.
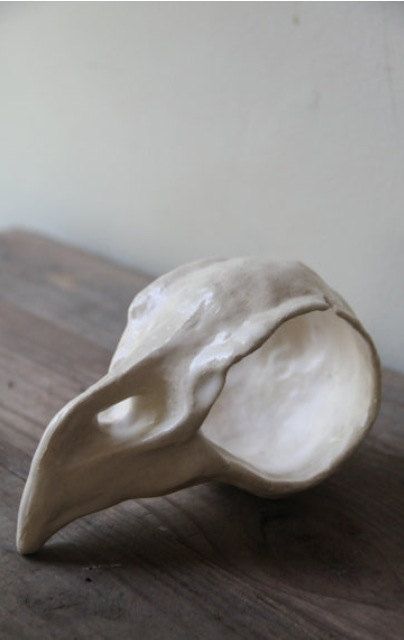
0, 229, 402, 639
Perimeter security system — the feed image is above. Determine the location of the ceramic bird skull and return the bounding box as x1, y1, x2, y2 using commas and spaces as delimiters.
17, 258, 380, 554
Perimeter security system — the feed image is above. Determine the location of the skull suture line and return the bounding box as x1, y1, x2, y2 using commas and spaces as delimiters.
17, 258, 380, 554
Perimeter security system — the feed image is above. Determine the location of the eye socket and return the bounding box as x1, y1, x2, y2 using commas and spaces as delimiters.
97, 398, 133, 426
96, 395, 156, 441
95, 374, 169, 444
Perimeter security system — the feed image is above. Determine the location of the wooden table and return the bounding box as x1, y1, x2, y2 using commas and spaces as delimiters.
0, 230, 402, 639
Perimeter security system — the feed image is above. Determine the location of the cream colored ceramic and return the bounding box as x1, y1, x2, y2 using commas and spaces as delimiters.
16, 258, 380, 554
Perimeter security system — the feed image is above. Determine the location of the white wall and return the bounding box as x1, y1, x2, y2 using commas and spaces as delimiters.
1, 2, 403, 371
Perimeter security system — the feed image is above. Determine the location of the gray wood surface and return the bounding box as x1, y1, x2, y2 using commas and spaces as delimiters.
0, 230, 403, 639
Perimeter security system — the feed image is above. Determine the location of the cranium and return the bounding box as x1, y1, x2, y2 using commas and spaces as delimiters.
17, 258, 380, 554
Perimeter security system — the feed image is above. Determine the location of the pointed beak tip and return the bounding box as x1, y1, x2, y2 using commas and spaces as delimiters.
16, 530, 43, 555
16, 515, 44, 555
16, 527, 37, 555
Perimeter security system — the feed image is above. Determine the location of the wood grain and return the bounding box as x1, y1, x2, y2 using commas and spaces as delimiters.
0, 229, 402, 639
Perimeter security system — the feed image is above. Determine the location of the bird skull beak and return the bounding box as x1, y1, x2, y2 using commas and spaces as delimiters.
17, 258, 380, 554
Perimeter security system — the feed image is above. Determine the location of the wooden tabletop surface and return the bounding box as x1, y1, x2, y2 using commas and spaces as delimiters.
0, 230, 402, 640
